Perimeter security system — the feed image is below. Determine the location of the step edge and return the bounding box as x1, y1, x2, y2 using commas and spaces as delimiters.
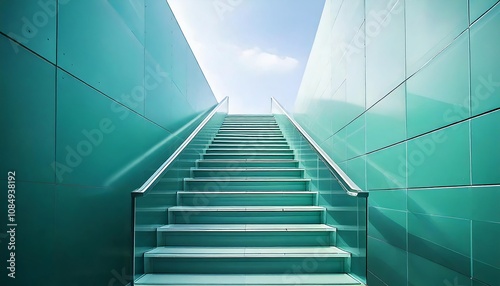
184, 178, 311, 182
192, 168, 304, 172
168, 206, 325, 211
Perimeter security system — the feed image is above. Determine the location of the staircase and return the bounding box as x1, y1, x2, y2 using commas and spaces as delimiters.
135, 115, 364, 286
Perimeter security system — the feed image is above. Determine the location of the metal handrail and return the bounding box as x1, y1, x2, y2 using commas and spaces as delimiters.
132, 96, 228, 197
271, 97, 368, 197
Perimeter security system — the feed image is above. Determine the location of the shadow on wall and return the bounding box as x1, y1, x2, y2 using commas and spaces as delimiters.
369, 203, 478, 285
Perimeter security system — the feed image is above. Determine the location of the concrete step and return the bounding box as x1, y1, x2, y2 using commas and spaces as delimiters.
144, 246, 349, 274
156, 223, 336, 247
135, 273, 364, 285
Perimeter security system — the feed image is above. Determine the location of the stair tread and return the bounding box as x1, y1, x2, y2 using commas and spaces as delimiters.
215, 135, 284, 137
178, 191, 314, 195
219, 125, 280, 127
158, 224, 335, 232
218, 134, 282, 136
145, 246, 349, 257
206, 148, 293, 153
137, 224, 165, 231
215, 133, 285, 137
203, 153, 294, 157
220, 127, 279, 129
198, 159, 298, 162
135, 273, 363, 285
208, 146, 290, 149
169, 206, 324, 211
219, 128, 280, 130
204, 152, 292, 154
212, 139, 287, 141
211, 141, 288, 143
210, 142, 288, 145
220, 128, 279, 130
185, 178, 310, 182
193, 168, 303, 172
218, 129, 282, 131
213, 137, 285, 139
137, 207, 169, 212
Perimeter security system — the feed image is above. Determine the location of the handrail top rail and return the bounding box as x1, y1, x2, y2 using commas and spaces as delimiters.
271, 97, 368, 198
132, 97, 228, 197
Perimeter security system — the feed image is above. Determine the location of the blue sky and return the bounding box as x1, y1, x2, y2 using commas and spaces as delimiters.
167, 0, 325, 114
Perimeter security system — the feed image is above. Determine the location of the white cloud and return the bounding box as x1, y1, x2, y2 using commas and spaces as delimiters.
239, 47, 299, 73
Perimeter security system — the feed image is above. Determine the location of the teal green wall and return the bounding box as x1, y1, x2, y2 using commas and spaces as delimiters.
294, 0, 500, 285
0, 1, 217, 285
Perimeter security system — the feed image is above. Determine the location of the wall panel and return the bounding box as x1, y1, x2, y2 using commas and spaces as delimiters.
0, 1, 217, 285
294, 1, 500, 284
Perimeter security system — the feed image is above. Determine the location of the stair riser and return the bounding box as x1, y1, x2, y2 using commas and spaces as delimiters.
223, 121, 277, 123
222, 123, 278, 126
197, 161, 299, 169
220, 125, 279, 129
217, 131, 283, 136
192, 170, 303, 179
178, 194, 314, 206
208, 145, 290, 149
222, 122, 277, 124
224, 119, 275, 121
184, 180, 310, 192
219, 127, 281, 130
219, 129, 280, 133
158, 232, 334, 247
145, 257, 346, 274
225, 117, 275, 119
224, 117, 275, 119
169, 211, 323, 224
203, 154, 295, 160
215, 134, 284, 138
213, 138, 287, 143
205, 149, 293, 155
212, 140, 288, 145
214, 138, 286, 142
